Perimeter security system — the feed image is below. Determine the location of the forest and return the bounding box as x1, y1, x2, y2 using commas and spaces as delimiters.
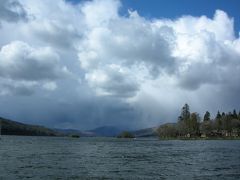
157, 104, 240, 139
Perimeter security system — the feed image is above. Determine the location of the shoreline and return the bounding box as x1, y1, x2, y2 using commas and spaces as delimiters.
158, 137, 240, 140
1, 134, 240, 141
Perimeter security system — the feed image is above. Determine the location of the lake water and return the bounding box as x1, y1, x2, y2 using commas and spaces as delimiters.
0, 136, 240, 179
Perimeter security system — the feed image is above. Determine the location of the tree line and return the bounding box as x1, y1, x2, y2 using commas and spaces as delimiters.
157, 104, 240, 138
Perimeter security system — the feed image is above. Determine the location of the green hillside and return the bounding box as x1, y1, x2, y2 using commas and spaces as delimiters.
0, 117, 60, 136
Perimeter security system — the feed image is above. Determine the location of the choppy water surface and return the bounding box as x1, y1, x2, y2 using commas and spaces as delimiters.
0, 136, 240, 179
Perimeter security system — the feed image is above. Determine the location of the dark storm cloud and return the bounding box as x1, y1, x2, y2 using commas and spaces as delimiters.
0, 93, 142, 130
0, 80, 35, 96
0, 0, 27, 23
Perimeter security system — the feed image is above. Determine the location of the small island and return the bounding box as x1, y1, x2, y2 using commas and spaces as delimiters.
117, 131, 135, 138
70, 134, 80, 138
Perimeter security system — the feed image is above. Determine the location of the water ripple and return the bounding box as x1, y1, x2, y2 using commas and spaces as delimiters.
0, 136, 240, 179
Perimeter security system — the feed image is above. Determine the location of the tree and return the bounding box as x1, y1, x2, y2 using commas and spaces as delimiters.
231, 119, 240, 130
214, 111, 222, 131
178, 116, 183, 122
222, 114, 232, 132
216, 111, 221, 120
233, 109, 238, 119
200, 120, 213, 136
203, 111, 211, 122
177, 120, 188, 136
177, 103, 191, 136
188, 112, 200, 135
157, 124, 178, 138
215, 118, 222, 132
222, 112, 225, 117
181, 103, 190, 122
228, 112, 233, 118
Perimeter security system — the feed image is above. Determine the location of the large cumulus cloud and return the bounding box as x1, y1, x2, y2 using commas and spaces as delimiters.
78, 5, 240, 96
0, 0, 239, 130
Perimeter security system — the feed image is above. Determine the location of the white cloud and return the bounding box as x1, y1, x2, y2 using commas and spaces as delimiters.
19, 0, 84, 49
0, 41, 70, 95
1, 0, 239, 97
77, 1, 240, 96
81, 0, 120, 28
0, 41, 70, 80
43, 81, 57, 91
85, 64, 139, 97
0, 0, 240, 129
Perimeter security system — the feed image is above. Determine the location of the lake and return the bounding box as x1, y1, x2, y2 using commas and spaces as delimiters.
0, 136, 240, 179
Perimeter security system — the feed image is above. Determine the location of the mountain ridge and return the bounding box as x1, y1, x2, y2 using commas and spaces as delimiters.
0, 117, 61, 136
0, 116, 159, 137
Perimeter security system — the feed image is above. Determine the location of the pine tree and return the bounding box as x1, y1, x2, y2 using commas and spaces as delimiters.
216, 111, 221, 119
203, 111, 211, 122
178, 116, 183, 122
181, 104, 190, 122
233, 109, 238, 119
178, 104, 191, 136
222, 112, 225, 117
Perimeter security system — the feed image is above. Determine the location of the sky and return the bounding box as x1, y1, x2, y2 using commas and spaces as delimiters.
0, 0, 240, 130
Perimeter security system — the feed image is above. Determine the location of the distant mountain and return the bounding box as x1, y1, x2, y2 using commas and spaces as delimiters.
54, 128, 95, 137
131, 126, 159, 137
0, 116, 160, 137
56, 126, 125, 137
0, 121, 126, 137
53, 126, 159, 137
0, 117, 61, 136
54, 128, 82, 135
86, 126, 124, 137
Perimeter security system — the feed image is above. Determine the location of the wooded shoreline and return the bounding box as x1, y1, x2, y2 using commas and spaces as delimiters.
157, 104, 240, 139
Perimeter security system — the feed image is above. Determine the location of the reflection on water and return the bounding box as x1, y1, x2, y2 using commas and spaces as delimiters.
0, 136, 240, 179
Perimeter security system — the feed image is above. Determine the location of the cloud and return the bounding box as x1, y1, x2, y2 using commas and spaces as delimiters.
78, 4, 176, 97
0, 0, 27, 23
0, 41, 71, 95
0, 0, 240, 130
81, 0, 120, 28
171, 10, 240, 90
42, 82, 57, 91
85, 64, 139, 97
20, 0, 84, 49
0, 78, 36, 96
0, 41, 70, 81
77, 3, 240, 97
29, 20, 81, 49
